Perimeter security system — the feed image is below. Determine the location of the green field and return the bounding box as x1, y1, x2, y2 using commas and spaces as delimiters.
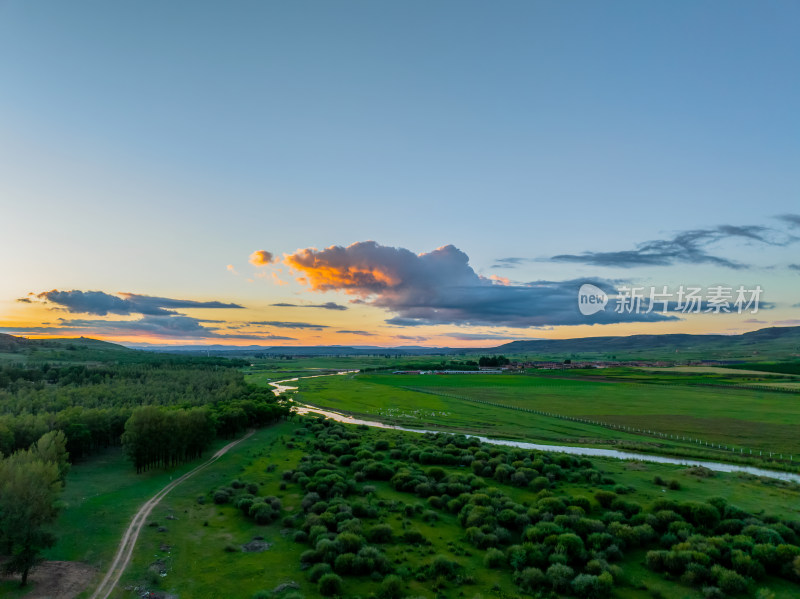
112, 417, 800, 598
262, 370, 800, 470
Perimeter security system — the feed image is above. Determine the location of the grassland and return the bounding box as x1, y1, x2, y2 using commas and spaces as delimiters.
256, 369, 800, 470
112, 417, 800, 598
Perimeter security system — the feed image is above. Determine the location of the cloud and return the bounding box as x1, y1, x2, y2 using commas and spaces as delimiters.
249, 250, 275, 266
248, 321, 329, 330
772, 319, 800, 326
336, 330, 376, 336
282, 241, 677, 327
0, 316, 296, 340
27, 290, 244, 316
550, 225, 786, 269
789, 264, 800, 272
270, 302, 348, 311
395, 334, 428, 342
491, 257, 530, 269
776, 214, 800, 228
441, 332, 529, 341
743, 318, 767, 324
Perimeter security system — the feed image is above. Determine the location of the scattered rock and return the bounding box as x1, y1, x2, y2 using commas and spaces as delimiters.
272, 581, 300, 593
165, 514, 177, 520
159, 544, 171, 552
157, 526, 168, 533
241, 539, 272, 553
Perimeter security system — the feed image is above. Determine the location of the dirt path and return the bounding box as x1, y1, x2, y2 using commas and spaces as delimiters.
88, 431, 254, 599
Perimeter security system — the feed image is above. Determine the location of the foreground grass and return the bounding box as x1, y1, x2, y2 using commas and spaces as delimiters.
115, 418, 800, 598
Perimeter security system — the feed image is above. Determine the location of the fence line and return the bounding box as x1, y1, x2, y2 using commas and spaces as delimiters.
402, 386, 794, 466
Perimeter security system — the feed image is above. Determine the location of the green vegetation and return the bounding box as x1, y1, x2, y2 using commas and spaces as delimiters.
277, 370, 800, 469
723, 363, 800, 376
119, 416, 800, 598
0, 431, 68, 587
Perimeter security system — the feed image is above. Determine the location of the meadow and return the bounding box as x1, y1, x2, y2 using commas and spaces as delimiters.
114, 416, 800, 598
264, 369, 800, 470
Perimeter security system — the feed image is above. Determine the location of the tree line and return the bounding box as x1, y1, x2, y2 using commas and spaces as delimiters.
0, 356, 292, 470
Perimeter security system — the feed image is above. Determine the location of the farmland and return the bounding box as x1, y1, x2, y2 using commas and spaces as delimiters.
255, 368, 800, 471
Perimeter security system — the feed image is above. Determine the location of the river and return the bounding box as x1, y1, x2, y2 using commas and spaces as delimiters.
267, 371, 800, 484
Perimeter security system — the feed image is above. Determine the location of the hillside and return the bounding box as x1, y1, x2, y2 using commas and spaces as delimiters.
490, 326, 800, 361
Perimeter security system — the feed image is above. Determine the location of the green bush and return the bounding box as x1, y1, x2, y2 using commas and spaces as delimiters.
377, 574, 404, 599
484, 547, 505, 568
318, 572, 343, 596
367, 524, 394, 543
514, 567, 546, 592
308, 562, 332, 583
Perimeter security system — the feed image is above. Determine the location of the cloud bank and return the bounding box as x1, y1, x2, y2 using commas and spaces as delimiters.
283, 241, 675, 327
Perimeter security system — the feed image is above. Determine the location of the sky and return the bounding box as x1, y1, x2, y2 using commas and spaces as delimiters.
1, 1, 798, 347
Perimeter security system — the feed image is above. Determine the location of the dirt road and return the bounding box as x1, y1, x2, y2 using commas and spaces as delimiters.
88, 431, 254, 599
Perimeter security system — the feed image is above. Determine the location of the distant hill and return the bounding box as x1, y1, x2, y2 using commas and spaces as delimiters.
4, 326, 799, 362
488, 326, 800, 361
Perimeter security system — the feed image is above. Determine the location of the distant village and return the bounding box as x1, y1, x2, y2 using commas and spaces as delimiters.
393, 358, 737, 375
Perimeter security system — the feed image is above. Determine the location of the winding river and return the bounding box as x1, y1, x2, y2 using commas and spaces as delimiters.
268, 371, 800, 484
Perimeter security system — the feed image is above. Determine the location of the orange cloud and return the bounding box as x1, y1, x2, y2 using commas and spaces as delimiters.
249, 250, 275, 266
284, 243, 403, 294
488, 275, 511, 285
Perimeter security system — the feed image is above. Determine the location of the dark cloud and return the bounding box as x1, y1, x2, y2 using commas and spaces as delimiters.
395, 334, 428, 342
27, 290, 244, 316
270, 302, 348, 311
551, 225, 784, 269
248, 321, 329, 330
491, 257, 531, 269
442, 332, 530, 341
282, 241, 677, 327
777, 214, 800, 228
0, 315, 296, 341
789, 264, 800, 272
336, 330, 375, 336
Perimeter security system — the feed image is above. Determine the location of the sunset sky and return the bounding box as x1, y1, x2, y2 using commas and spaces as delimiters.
1, 1, 798, 347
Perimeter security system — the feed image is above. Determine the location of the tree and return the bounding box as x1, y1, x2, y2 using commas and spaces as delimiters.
0, 442, 64, 586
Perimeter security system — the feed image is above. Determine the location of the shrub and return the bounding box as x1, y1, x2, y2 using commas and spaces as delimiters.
334, 552, 356, 574
484, 547, 505, 568
308, 562, 332, 582
368, 524, 394, 544
335, 532, 365, 554
668, 479, 681, 490
293, 530, 308, 543
378, 574, 404, 599
595, 491, 617, 508
514, 566, 546, 592
713, 566, 747, 595
572, 573, 611, 599
213, 489, 231, 504
318, 572, 343, 596
546, 563, 575, 593
429, 555, 460, 580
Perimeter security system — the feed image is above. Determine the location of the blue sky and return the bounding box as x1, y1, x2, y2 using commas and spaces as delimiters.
1, 1, 798, 345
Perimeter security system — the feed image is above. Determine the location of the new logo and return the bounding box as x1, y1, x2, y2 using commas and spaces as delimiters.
578, 284, 608, 315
